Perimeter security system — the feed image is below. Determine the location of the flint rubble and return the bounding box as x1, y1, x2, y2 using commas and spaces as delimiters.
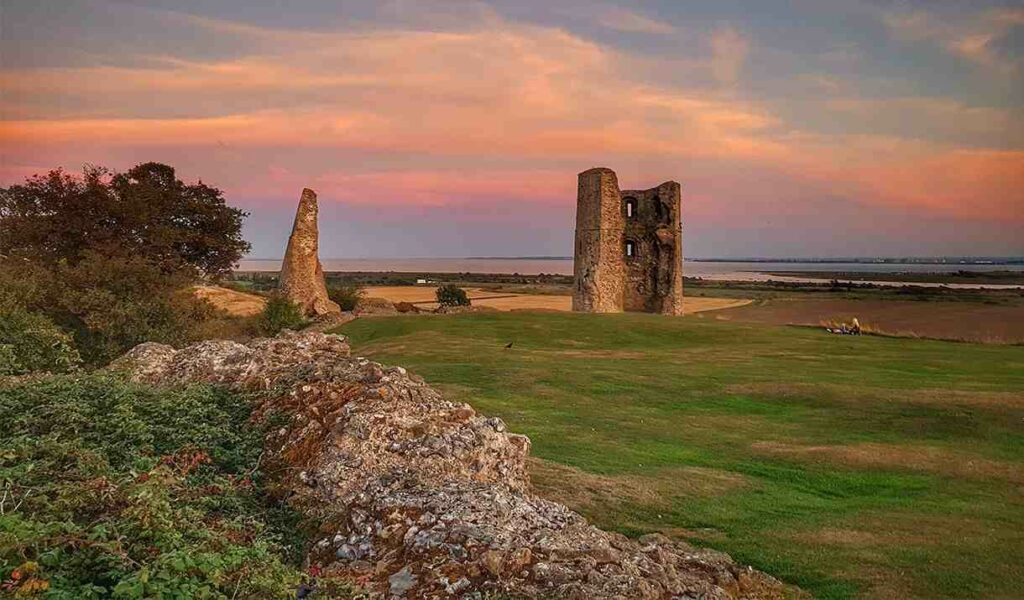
113, 331, 790, 599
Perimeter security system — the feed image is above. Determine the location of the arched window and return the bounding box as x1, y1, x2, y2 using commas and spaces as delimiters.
625, 240, 636, 258
624, 197, 637, 218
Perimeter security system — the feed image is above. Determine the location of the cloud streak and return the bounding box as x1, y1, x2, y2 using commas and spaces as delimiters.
882, 7, 1024, 73
1, 1, 1021, 257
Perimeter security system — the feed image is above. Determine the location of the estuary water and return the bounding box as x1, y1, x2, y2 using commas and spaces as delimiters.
236, 258, 1024, 289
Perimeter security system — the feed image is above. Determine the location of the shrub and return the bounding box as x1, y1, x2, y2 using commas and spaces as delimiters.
0, 254, 228, 366
257, 296, 308, 335
328, 284, 365, 311
0, 308, 81, 375
0, 161, 253, 366
394, 301, 420, 314
0, 375, 312, 598
436, 284, 471, 307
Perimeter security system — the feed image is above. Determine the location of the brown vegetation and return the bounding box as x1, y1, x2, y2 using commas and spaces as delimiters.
751, 441, 1024, 484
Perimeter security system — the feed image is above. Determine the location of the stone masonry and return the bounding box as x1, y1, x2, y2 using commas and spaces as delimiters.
279, 188, 341, 317
573, 168, 683, 315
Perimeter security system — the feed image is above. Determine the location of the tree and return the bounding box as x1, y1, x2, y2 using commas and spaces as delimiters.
0, 162, 250, 278
0, 163, 252, 365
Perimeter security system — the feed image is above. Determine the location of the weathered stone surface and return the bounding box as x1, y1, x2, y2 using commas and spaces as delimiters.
115, 332, 791, 599
573, 168, 684, 315
279, 188, 341, 317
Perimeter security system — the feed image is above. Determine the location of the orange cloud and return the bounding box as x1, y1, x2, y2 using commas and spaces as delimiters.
857, 149, 1024, 221
0, 16, 782, 164
1, 7, 1020, 229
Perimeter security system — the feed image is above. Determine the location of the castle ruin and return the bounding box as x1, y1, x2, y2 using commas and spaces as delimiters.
572, 167, 683, 315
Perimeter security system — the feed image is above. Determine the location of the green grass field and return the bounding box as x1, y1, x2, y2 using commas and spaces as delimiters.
335, 312, 1024, 599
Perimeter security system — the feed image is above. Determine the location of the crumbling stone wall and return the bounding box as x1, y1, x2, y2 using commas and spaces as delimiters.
112, 331, 790, 599
573, 168, 683, 315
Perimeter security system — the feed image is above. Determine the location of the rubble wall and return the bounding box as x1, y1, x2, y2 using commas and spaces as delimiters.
112, 331, 788, 599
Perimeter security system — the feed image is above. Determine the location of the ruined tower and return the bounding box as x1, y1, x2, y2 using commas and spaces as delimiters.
572, 168, 683, 315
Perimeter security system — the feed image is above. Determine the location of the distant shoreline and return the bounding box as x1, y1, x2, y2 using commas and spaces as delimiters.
766, 270, 1024, 286
243, 256, 1024, 265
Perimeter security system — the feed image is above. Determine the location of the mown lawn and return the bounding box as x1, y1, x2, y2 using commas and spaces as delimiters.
336, 312, 1024, 599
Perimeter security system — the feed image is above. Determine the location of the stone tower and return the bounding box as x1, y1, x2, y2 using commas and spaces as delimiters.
572, 168, 683, 315
279, 188, 341, 317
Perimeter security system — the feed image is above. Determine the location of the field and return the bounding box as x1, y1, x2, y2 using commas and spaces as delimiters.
714, 298, 1024, 344
193, 284, 267, 316
335, 312, 1024, 599
362, 285, 750, 313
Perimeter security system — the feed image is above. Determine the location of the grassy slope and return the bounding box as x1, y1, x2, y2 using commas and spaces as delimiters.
336, 313, 1024, 599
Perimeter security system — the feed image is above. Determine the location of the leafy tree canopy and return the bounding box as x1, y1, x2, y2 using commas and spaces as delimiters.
0, 162, 250, 278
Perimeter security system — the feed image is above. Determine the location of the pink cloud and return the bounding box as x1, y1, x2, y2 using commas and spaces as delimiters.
1, 7, 1020, 235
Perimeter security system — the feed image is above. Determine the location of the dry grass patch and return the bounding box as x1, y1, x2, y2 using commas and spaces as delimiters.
791, 513, 992, 550
751, 441, 1024, 483
539, 349, 649, 360
682, 298, 753, 313
788, 513, 1006, 599
796, 528, 882, 546
529, 457, 749, 515
728, 381, 1024, 410
193, 285, 266, 317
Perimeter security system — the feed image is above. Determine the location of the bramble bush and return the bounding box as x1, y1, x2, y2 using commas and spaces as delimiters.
435, 285, 470, 307
0, 375, 322, 598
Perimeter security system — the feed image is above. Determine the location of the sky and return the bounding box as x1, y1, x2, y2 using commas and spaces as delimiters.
1, 0, 1022, 258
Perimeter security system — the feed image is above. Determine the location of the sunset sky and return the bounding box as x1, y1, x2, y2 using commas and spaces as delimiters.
2, 0, 1022, 258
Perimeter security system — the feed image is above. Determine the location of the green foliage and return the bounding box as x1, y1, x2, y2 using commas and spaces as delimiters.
0, 308, 80, 376
435, 284, 470, 307
0, 254, 221, 366
0, 162, 254, 366
257, 296, 308, 335
327, 284, 364, 311
0, 375, 313, 598
337, 312, 1024, 599
0, 163, 249, 278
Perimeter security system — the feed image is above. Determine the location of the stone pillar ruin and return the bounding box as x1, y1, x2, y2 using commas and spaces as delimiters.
279, 188, 341, 317
572, 168, 683, 315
